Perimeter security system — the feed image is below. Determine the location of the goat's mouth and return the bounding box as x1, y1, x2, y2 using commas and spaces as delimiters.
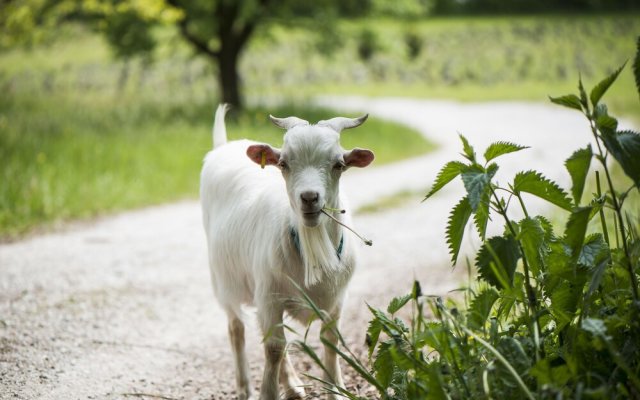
301, 208, 323, 226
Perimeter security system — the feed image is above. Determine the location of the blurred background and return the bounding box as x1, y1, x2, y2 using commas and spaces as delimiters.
1, 0, 639, 238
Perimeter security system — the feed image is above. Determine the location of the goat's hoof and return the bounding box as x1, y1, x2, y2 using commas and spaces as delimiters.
283, 386, 305, 400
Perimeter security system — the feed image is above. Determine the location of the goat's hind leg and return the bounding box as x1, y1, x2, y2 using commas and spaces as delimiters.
226, 311, 253, 400
280, 350, 305, 399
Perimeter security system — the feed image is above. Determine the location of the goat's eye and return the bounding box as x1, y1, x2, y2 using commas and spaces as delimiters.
333, 162, 346, 171
278, 160, 289, 170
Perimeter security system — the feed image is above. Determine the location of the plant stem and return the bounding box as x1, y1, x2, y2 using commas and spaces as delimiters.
595, 171, 611, 246
490, 188, 541, 362
516, 194, 530, 219
588, 119, 639, 301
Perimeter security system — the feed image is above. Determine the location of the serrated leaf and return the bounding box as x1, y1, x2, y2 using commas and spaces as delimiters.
634, 36, 640, 101
564, 206, 593, 263
513, 170, 573, 211
474, 188, 491, 240
565, 145, 592, 205
549, 94, 583, 111
518, 217, 547, 277
366, 317, 382, 358
578, 233, 609, 269
579, 75, 589, 109
590, 61, 627, 107
595, 113, 618, 132
446, 197, 472, 264
600, 130, 640, 187
496, 337, 531, 375
476, 235, 521, 289
459, 134, 476, 162
484, 141, 529, 163
387, 294, 411, 315
425, 161, 466, 200
373, 341, 394, 388
467, 287, 499, 330
461, 165, 492, 211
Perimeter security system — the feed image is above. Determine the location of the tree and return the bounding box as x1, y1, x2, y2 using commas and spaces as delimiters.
0, 0, 349, 109
164, 0, 272, 108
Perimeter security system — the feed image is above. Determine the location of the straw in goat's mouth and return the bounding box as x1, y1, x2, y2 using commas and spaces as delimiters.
321, 207, 373, 246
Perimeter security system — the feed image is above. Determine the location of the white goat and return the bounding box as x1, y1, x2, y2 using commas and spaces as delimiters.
200, 104, 374, 400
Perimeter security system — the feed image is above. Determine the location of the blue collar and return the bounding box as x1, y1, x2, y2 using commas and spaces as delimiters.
290, 228, 344, 260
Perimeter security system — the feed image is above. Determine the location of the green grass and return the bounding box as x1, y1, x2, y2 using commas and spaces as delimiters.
3, 14, 639, 238
244, 15, 640, 121
0, 92, 433, 239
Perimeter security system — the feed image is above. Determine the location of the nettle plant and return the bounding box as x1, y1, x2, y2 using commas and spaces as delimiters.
297, 40, 640, 400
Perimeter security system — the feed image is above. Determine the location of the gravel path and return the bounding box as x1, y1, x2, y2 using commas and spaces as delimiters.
1, 98, 605, 399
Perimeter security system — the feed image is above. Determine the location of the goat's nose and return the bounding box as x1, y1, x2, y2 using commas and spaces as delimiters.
300, 191, 319, 206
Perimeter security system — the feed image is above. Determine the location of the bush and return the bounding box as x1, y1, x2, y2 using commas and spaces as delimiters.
297, 37, 640, 399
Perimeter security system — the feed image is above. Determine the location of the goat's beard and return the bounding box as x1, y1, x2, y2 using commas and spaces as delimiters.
297, 221, 341, 287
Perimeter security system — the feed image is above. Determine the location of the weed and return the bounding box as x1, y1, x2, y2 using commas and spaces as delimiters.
297, 38, 640, 399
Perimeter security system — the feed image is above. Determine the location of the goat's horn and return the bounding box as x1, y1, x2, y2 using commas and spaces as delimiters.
317, 114, 369, 133
269, 115, 310, 130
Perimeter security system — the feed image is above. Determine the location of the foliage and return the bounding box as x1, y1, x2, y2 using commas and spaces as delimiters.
298, 42, 640, 399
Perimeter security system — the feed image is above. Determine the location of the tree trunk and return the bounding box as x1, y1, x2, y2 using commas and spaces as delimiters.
217, 48, 242, 109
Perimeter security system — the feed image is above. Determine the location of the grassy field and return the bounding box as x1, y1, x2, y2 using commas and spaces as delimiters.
2, 14, 638, 239
0, 26, 434, 239
244, 15, 639, 119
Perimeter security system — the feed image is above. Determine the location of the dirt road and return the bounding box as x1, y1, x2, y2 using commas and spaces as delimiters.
1, 98, 601, 399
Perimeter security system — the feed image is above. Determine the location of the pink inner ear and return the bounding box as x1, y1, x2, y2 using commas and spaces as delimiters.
345, 148, 375, 168
246, 144, 280, 166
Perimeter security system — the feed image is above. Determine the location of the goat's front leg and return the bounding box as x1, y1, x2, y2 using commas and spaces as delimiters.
321, 306, 346, 399
258, 303, 286, 400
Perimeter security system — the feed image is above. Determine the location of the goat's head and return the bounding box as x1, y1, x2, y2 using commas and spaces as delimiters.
246, 113, 374, 227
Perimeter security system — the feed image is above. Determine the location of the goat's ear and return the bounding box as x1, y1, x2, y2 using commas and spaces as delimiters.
247, 144, 281, 167
344, 148, 374, 168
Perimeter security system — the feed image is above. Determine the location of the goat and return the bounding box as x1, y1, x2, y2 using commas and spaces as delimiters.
200, 104, 374, 400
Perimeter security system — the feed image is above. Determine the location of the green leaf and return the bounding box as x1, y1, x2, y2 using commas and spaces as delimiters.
549, 279, 581, 327
476, 235, 521, 289
578, 233, 609, 269
366, 317, 382, 358
634, 36, 640, 101
461, 165, 494, 211
496, 337, 531, 375
484, 141, 529, 163
517, 217, 547, 277
425, 161, 466, 200
373, 341, 394, 388
564, 145, 592, 205
513, 170, 573, 211
549, 94, 583, 111
387, 294, 412, 315
600, 130, 640, 187
590, 61, 627, 107
595, 113, 618, 132
446, 197, 472, 264
467, 287, 499, 330
459, 134, 476, 162
578, 75, 589, 109
564, 206, 593, 263
474, 188, 491, 240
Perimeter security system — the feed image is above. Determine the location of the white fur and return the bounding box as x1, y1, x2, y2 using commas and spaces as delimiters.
200, 105, 370, 400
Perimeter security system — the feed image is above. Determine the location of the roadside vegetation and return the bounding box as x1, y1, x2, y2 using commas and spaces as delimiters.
297, 40, 640, 399
0, 25, 433, 239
